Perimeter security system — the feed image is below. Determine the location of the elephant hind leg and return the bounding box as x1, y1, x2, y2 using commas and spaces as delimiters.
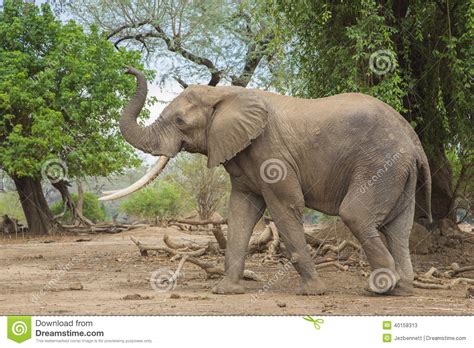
339, 188, 399, 294
380, 183, 417, 296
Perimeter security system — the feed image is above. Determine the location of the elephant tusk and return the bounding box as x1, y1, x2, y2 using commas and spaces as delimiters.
98, 156, 169, 201
101, 190, 119, 195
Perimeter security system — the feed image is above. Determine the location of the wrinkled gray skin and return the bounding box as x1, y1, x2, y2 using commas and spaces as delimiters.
121, 67, 432, 296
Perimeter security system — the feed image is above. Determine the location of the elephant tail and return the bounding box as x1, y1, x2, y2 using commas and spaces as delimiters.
417, 155, 433, 225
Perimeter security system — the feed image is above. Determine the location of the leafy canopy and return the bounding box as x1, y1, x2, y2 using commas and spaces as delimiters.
0, 0, 152, 181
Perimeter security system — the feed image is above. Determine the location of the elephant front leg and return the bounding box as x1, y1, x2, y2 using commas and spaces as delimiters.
212, 189, 265, 295
264, 189, 326, 296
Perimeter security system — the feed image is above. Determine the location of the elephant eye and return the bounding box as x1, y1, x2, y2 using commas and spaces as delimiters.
175, 116, 185, 126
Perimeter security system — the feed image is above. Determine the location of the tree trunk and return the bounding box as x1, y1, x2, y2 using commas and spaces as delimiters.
427, 147, 455, 221
52, 179, 93, 226
77, 180, 84, 217
12, 175, 55, 235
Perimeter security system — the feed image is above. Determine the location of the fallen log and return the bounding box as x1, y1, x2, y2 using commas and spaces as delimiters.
423, 267, 439, 278
61, 223, 149, 235
413, 281, 450, 290
163, 234, 221, 255
315, 261, 349, 271
248, 226, 273, 253
130, 236, 206, 257
319, 240, 361, 255
413, 276, 474, 290
170, 218, 227, 226
443, 263, 474, 278
130, 236, 261, 281
211, 224, 227, 249
163, 233, 204, 250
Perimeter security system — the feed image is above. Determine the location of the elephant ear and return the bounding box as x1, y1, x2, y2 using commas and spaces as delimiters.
205, 88, 268, 168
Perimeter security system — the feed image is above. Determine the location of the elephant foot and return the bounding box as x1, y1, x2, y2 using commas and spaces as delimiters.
297, 278, 326, 296
387, 280, 414, 296
212, 278, 245, 295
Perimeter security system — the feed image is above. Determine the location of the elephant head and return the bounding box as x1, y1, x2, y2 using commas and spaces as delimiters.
99, 67, 268, 201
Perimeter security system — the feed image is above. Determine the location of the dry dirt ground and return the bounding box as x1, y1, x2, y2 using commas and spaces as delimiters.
0, 226, 472, 315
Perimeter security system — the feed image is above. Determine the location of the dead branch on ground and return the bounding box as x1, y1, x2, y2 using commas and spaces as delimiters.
130, 235, 261, 281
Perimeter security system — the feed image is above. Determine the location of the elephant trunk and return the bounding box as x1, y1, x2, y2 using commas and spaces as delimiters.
119, 67, 156, 154
99, 67, 170, 202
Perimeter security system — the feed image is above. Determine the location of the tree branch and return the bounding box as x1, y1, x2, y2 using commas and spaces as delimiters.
151, 24, 222, 86
107, 20, 151, 40
231, 34, 273, 87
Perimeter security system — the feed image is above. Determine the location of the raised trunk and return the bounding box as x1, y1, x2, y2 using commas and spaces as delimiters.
119, 67, 157, 154
12, 176, 55, 235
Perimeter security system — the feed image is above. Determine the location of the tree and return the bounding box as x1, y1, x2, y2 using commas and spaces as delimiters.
119, 181, 182, 222
165, 153, 230, 220
54, 1, 277, 223
60, 0, 274, 88
0, 1, 147, 233
265, 0, 473, 222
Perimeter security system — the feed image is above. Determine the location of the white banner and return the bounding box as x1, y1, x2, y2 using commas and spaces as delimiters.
0, 316, 472, 347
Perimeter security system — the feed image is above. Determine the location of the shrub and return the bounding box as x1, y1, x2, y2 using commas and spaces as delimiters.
50, 192, 106, 223
119, 181, 182, 222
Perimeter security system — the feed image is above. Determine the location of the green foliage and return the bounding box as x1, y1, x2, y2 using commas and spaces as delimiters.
262, 0, 473, 198
50, 192, 106, 223
0, 1, 152, 182
0, 192, 25, 223
119, 181, 183, 221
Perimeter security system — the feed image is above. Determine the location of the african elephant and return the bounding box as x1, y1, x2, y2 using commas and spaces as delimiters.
100, 67, 432, 296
